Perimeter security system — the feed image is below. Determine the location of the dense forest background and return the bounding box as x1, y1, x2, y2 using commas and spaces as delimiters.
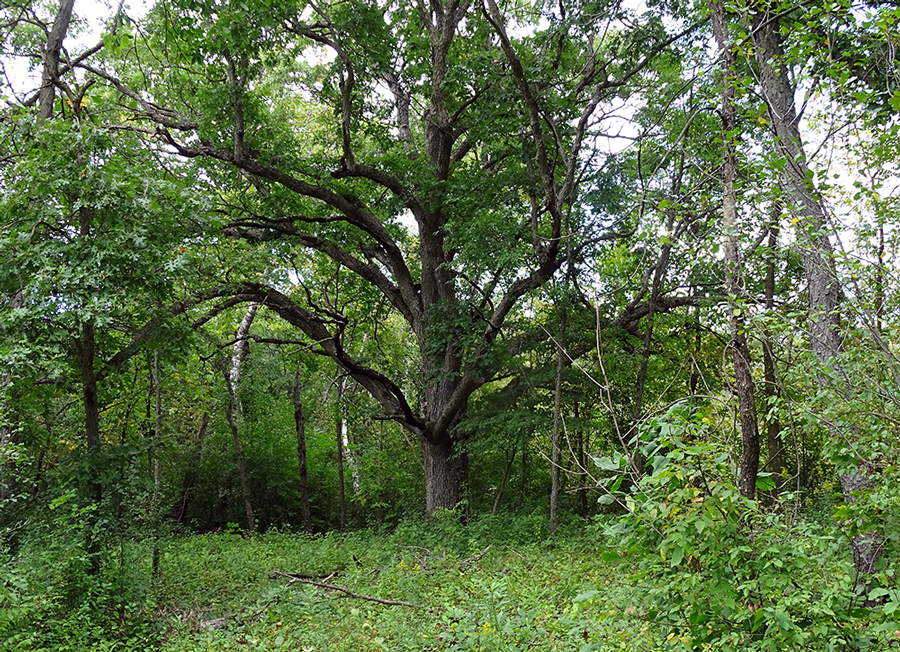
1, 0, 899, 649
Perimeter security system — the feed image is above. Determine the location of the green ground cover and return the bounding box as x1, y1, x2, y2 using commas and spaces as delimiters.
155, 516, 639, 652
3, 509, 897, 651
3, 514, 648, 652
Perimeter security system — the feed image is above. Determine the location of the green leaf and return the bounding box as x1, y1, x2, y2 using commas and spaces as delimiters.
772, 610, 793, 631
867, 588, 890, 601
573, 590, 600, 604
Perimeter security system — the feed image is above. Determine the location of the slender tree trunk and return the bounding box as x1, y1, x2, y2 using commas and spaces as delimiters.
712, 0, 760, 501
176, 412, 209, 525
77, 318, 103, 575
151, 351, 162, 579
519, 438, 528, 502
221, 303, 258, 534
875, 222, 884, 333
230, 304, 258, 393
575, 401, 588, 517
762, 221, 785, 502
77, 322, 102, 482
549, 305, 566, 533
631, 197, 678, 477
750, 4, 880, 579
0, 288, 23, 505
293, 364, 312, 532
338, 382, 361, 495
152, 351, 161, 495
335, 375, 346, 530
492, 443, 517, 516
223, 370, 254, 534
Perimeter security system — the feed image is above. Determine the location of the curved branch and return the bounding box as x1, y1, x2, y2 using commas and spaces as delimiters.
226, 221, 417, 328
233, 283, 425, 433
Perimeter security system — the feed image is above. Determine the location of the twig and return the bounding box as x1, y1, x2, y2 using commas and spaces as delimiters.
272, 571, 422, 608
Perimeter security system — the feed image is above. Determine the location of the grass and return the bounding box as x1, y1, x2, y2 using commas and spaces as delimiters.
150, 515, 642, 651
9, 509, 888, 651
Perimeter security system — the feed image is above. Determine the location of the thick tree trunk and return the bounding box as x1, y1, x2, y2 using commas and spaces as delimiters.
712, 0, 760, 501
422, 435, 466, 513
38, 0, 75, 120
750, 3, 880, 579
293, 365, 312, 532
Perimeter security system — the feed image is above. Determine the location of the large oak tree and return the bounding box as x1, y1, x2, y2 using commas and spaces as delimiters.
70, 0, 694, 511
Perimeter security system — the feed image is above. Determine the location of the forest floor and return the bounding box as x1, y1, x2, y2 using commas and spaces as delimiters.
150, 514, 637, 652
8, 510, 892, 651
9, 513, 650, 651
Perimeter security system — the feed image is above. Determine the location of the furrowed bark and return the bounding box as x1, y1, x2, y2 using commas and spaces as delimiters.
750, 2, 881, 579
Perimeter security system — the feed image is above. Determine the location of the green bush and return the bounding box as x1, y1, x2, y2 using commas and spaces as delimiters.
596, 404, 898, 651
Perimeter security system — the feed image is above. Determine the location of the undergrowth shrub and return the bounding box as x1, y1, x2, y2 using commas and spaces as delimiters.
0, 489, 160, 651
596, 402, 900, 651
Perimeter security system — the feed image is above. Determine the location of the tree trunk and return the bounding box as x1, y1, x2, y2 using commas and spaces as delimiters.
631, 198, 677, 478
335, 374, 347, 530
152, 351, 162, 495
338, 381, 361, 495
712, 0, 760, 501
151, 350, 162, 579
750, 3, 880, 579
0, 289, 23, 505
875, 222, 884, 333
492, 443, 516, 516
230, 304, 258, 386
549, 304, 566, 533
519, 438, 528, 502
77, 321, 102, 486
293, 364, 312, 532
223, 369, 254, 534
762, 221, 785, 502
38, 0, 76, 120
176, 411, 209, 525
77, 318, 103, 575
576, 402, 588, 517
422, 435, 466, 513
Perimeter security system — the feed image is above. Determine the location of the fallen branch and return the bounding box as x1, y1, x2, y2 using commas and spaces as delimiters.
272, 570, 423, 608
457, 545, 491, 571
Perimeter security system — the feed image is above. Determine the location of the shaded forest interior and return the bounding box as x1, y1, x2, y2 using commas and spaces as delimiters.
1, 0, 899, 649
